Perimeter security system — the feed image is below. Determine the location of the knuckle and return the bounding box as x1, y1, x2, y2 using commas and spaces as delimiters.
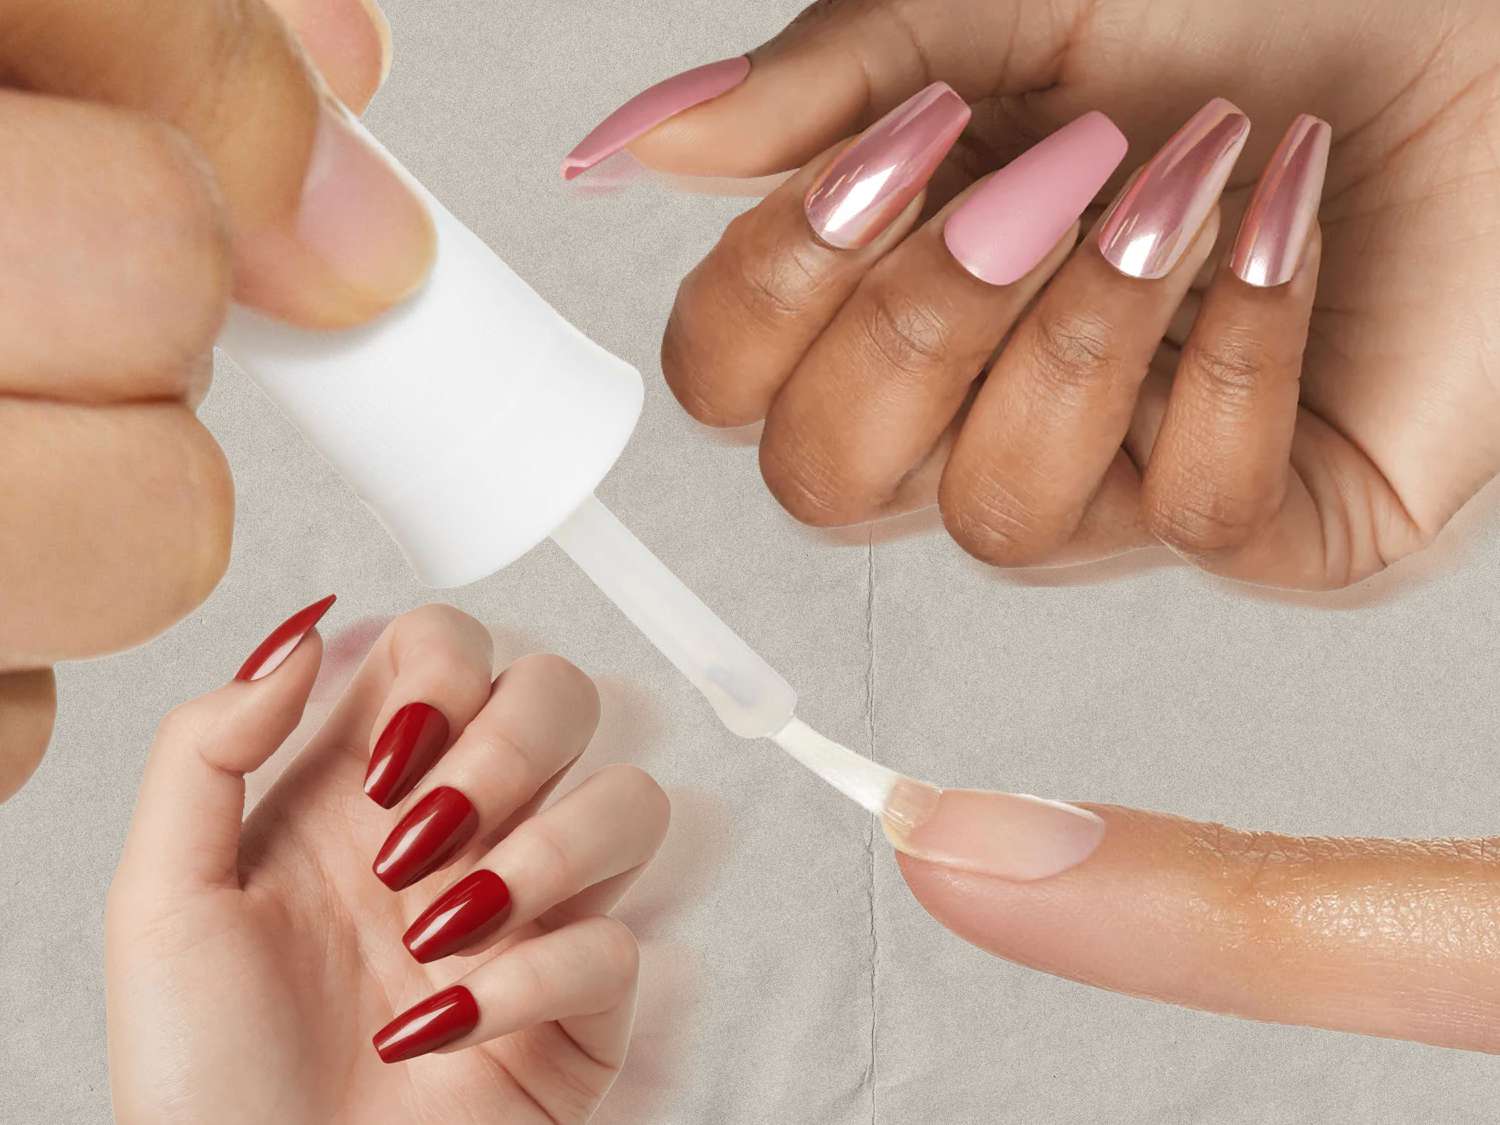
1024, 310, 1120, 403
167, 421, 234, 612
509, 652, 600, 720
1184, 334, 1269, 410
938, 470, 1063, 567
1144, 485, 1265, 556
719, 214, 822, 330
601, 763, 671, 838
588, 915, 641, 982
519, 818, 577, 880
660, 300, 750, 428
854, 284, 954, 382
759, 431, 871, 527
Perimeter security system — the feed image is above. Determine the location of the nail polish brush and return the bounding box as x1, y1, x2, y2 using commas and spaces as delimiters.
217, 120, 934, 833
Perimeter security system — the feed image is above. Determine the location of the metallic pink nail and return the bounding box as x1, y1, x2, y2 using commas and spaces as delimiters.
803, 82, 970, 250
1229, 114, 1331, 288
1096, 98, 1250, 280
562, 57, 751, 180
943, 110, 1127, 286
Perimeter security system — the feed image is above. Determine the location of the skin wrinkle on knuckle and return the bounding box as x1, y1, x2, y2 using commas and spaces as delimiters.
760, 421, 870, 525
939, 469, 1062, 565
1024, 308, 1121, 408
855, 283, 957, 386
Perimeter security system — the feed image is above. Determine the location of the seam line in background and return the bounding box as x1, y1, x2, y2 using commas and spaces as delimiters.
864, 528, 879, 1125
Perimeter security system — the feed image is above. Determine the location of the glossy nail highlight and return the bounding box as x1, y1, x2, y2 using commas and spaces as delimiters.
804, 82, 970, 250
365, 703, 451, 809
404, 869, 513, 963
1230, 114, 1331, 288
883, 787, 1105, 881
945, 110, 1128, 285
234, 595, 336, 682
1097, 98, 1250, 280
562, 56, 751, 180
297, 102, 436, 310
373, 786, 478, 891
373, 985, 479, 1063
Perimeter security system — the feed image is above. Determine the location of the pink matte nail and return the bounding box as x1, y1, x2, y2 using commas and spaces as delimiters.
943, 111, 1128, 286
562, 56, 751, 180
1230, 114, 1331, 288
804, 82, 970, 250
1097, 98, 1250, 280
884, 788, 1105, 881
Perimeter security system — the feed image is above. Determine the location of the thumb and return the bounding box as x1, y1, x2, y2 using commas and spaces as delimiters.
895, 799, 1500, 1053
1, 0, 432, 328
115, 596, 335, 895
564, 0, 1074, 179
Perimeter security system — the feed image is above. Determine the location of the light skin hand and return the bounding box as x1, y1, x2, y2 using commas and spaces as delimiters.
0, 0, 433, 801
606, 0, 1500, 591
106, 604, 669, 1124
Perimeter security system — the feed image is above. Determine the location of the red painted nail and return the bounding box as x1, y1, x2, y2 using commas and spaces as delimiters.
373, 786, 478, 890
404, 869, 513, 963
364, 703, 451, 808
373, 985, 479, 1063
234, 595, 336, 682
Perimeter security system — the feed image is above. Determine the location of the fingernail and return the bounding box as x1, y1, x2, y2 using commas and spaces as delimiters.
883, 787, 1105, 880
373, 985, 479, 1063
804, 82, 970, 250
562, 56, 751, 180
364, 703, 451, 809
1096, 98, 1250, 280
234, 595, 336, 682
297, 100, 435, 309
944, 110, 1128, 285
403, 869, 513, 963
373, 786, 478, 891
1230, 114, 1331, 288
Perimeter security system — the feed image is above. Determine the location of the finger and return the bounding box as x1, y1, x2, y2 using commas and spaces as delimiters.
0, 401, 233, 664
1, 0, 432, 327
661, 83, 967, 428
0, 92, 229, 397
400, 764, 669, 963
939, 99, 1248, 567
760, 111, 1123, 526
374, 915, 641, 1089
0, 669, 55, 803
1142, 116, 1334, 583
573, 0, 1074, 178
114, 595, 334, 894
897, 800, 1500, 1053
371, 654, 600, 891
261, 0, 392, 113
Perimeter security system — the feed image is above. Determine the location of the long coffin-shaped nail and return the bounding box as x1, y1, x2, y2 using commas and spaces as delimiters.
373, 985, 479, 1063
1229, 114, 1331, 288
234, 595, 336, 682
883, 787, 1105, 881
562, 56, 751, 180
944, 110, 1128, 285
404, 869, 513, 963
373, 786, 478, 891
1097, 98, 1250, 280
804, 82, 970, 250
365, 703, 451, 809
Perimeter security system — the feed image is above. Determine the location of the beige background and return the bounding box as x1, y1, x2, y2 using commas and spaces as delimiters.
4, 1, 1500, 1121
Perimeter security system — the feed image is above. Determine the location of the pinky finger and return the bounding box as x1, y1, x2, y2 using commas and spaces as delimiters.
374, 914, 639, 1072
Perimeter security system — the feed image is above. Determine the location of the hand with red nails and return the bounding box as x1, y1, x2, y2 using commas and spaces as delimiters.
106, 603, 669, 1121
0, 0, 433, 801
568, 0, 1500, 593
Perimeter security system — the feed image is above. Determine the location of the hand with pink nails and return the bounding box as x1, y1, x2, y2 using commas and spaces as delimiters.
0, 0, 434, 802
568, 0, 1500, 595
107, 604, 669, 1122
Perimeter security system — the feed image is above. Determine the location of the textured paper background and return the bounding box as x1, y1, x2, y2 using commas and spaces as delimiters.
3, 2, 1500, 1121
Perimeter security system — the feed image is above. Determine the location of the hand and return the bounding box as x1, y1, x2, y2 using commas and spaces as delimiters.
578, 0, 1500, 592
0, 0, 434, 799
885, 788, 1500, 1053
106, 603, 670, 1123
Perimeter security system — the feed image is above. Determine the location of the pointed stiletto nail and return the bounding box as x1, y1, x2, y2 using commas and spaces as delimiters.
365, 703, 451, 809
803, 82, 970, 250
1230, 114, 1331, 287
1097, 98, 1251, 280
404, 869, 513, 963
882, 786, 1105, 881
373, 985, 479, 1063
373, 786, 478, 891
562, 56, 751, 180
234, 595, 336, 682
944, 110, 1128, 285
